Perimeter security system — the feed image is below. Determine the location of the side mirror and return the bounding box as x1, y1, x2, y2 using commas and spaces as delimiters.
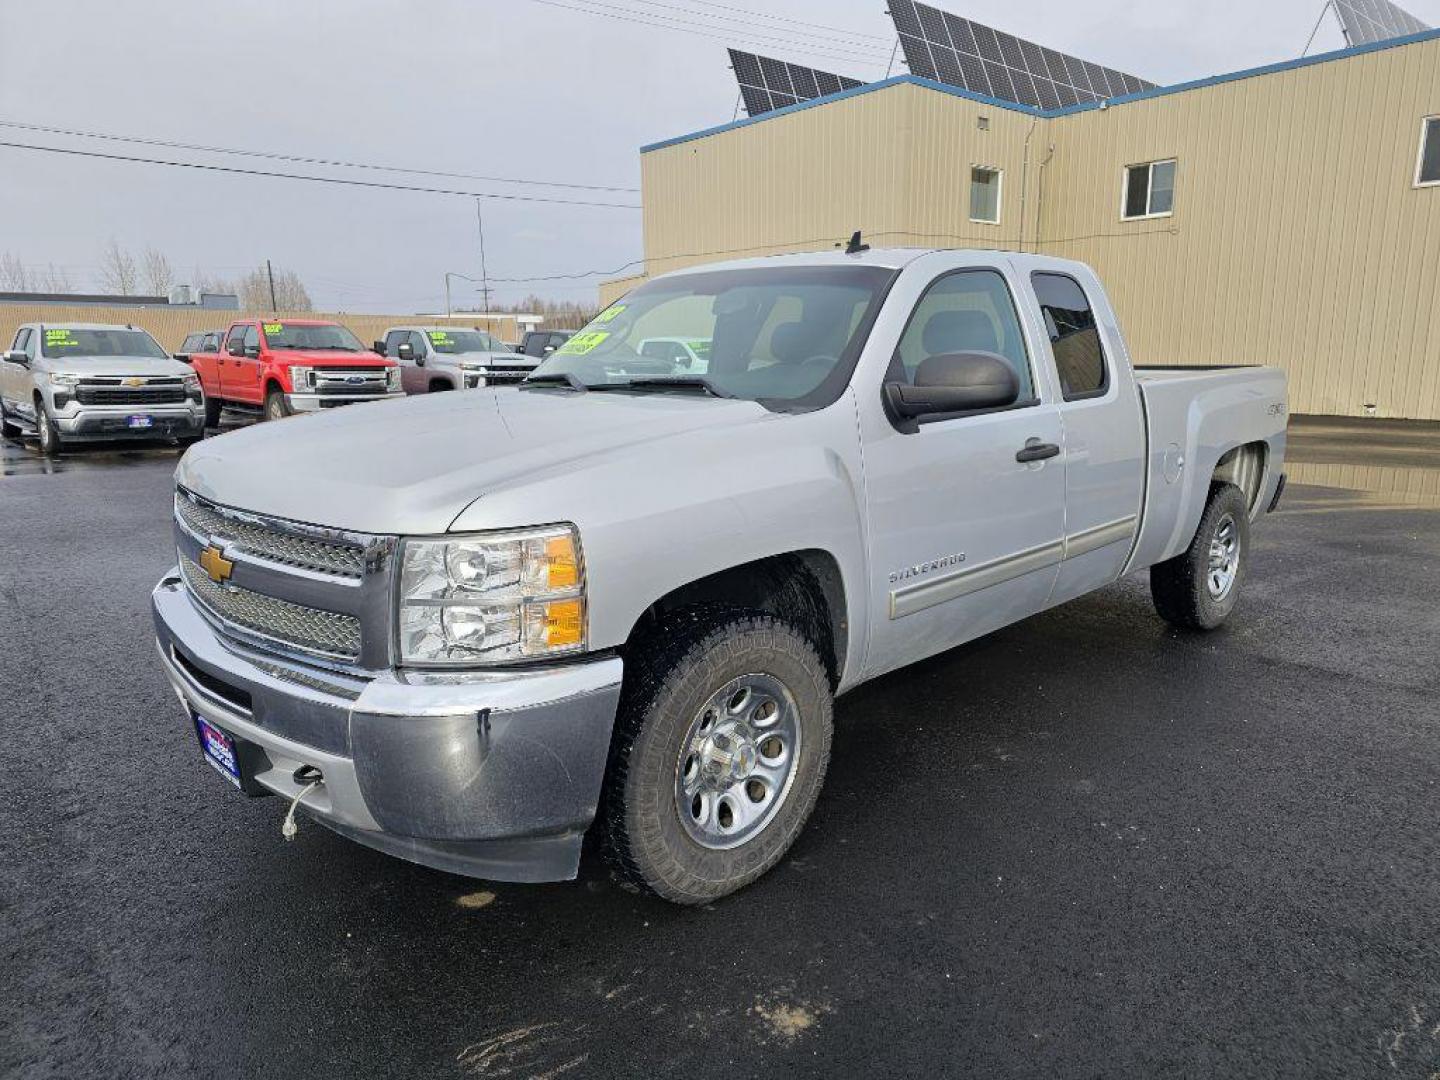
373, 340, 387, 356
244, 344, 261, 359
228, 344, 245, 357
542, 344, 556, 355
396, 343, 414, 362
173, 352, 192, 364
4, 349, 29, 367
884, 351, 1020, 421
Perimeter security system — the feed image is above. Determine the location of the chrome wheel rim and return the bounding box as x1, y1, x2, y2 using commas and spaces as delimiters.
675, 673, 801, 850
1207, 513, 1240, 599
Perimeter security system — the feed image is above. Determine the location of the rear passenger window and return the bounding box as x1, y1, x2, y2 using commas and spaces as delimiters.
892, 269, 1034, 404
1032, 273, 1108, 400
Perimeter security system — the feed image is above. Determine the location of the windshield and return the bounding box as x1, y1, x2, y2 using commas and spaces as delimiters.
41, 327, 168, 359
529, 265, 896, 408
262, 322, 365, 351
426, 329, 503, 353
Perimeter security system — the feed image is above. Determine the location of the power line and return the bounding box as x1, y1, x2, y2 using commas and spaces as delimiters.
521, 0, 892, 69
620, 0, 890, 50
0, 140, 642, 209
0, 118, 638, 193
671, 0, 890, 42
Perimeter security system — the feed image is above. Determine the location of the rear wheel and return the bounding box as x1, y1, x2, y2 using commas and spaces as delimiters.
263, 387, 291, 422
1150, 481, 1250, 630
602, 608, 833, 905
35, 402, 61, 456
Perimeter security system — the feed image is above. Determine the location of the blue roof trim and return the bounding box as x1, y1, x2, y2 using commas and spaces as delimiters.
641, 26, 1440, 154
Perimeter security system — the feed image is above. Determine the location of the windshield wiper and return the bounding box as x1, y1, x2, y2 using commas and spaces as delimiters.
519, 371, 590, 392
621, 376, 734, 398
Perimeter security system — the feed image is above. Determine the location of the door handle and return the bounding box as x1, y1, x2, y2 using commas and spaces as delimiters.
1016, 440, 1061, 464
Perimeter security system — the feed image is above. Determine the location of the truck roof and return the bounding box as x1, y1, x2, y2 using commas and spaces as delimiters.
658, 246, 1088, 278
29, 321, 151, 331
234, 317, 339, 326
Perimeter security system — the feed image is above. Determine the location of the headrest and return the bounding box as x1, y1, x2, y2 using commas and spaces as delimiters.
921, 310, 998, 356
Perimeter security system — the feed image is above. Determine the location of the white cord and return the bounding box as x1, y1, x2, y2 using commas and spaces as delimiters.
281, 780, 322, 841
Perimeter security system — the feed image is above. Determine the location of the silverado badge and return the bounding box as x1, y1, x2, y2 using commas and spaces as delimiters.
199, 545, 234, 585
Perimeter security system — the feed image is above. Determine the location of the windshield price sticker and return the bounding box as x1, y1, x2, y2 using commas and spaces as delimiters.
263, 322, 284, 335
427, 331, 452, 345
44, 329, 79, 347
594, 304, 626, 324
557, 331, 609, 355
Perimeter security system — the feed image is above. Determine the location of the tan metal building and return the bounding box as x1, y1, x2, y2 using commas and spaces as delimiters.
605, 30, 1440, 419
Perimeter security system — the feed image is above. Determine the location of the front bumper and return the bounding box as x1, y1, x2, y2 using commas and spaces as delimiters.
56, 404, 205, 440
151, 568, 623, 882
285, 390, 406, 413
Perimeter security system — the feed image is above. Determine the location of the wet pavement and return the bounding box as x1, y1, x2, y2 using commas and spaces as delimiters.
1, 418, 1438, 1079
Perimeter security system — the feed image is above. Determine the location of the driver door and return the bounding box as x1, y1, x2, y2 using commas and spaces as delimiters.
862, 265, 1067, 678
2, 328, 33, 416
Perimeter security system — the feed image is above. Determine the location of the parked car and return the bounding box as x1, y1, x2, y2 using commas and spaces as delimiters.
188, 319, 402, 424
151, 248, 1287, 904
638, 336, 712, 371
377, 326, 539, 393
175, 329, 223, 364
515, 329, 574, 358
2, 323, 206, 454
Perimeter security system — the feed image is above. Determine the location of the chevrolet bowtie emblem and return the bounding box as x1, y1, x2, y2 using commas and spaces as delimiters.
122, 377, 146, 387
199, 545, 234, 584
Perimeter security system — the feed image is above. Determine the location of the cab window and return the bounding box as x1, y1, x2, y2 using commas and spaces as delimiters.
1032, 272, 1108, 400
242, 325, 259, 351
891, 269, 1034, 403
225, 325, 247, 353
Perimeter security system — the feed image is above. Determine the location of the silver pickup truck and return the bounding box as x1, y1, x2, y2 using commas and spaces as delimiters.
151, 249, 1287, 904
3, 323, 206, 454
378, 326, 539, 393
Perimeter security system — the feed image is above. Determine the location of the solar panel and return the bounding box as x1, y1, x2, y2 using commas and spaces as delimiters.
1333, 0, 1430, 45
727, 48, 865, 117
887, 0, 1158, 109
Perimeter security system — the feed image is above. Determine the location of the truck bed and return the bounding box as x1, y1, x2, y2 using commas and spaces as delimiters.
1126, 364, 1289, 573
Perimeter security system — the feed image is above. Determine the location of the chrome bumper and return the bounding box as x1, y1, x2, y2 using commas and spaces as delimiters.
151, 567, 623, 881
285, 390, 406, 413
56, 403, 204, 436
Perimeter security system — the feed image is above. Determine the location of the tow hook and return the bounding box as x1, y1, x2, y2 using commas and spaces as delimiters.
281, 765, 325, 841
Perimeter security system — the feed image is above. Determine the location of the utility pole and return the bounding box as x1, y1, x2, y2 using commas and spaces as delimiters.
265, 259, 278, 311
475, 199, 491, 332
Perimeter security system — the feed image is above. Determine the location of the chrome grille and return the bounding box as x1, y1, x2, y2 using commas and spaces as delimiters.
180, 556, 361, 661
175, 492, 366, 579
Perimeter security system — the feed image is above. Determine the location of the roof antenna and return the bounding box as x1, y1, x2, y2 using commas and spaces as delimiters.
843, 230, 870, 255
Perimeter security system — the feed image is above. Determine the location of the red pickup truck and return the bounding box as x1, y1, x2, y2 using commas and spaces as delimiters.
190, 318, 403, 424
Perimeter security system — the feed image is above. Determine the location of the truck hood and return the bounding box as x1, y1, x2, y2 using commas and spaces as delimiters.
38, 355, 193, 378
176, 388, 772, 534
452, 351, 537, 367
273, 349, 390, 365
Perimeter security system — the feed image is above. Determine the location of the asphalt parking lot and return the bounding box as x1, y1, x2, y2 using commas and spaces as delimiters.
2, 419, 1438, 1079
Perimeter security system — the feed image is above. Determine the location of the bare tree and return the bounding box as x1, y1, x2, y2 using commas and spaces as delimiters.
239, 265, 313, 311
141, 248, 174, 296
0, 252, 33, 291
194, 268, 239, 298
99, 239, 138, 295
36, 264, 73, 293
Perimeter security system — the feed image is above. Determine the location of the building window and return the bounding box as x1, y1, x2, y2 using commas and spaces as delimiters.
970, 167, 1002, 224
1122, 159, 1176, 219
1418, 116, 1440, 187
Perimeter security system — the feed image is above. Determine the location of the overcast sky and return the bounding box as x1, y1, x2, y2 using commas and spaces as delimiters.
0, 0, 1430, 313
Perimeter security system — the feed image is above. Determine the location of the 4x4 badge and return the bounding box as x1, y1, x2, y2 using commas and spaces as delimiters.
199, 545, 234, 584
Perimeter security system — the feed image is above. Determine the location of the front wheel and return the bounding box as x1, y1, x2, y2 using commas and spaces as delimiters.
1150, 481, 1250, 630
263, 388, 291, 422
0, 404, 19, 440
602, 609, 833, 905
36, 404, 62, 456
203, 396, 223, 427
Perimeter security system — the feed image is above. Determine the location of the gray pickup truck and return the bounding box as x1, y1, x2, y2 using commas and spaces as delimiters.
378, 326, 538, 393
152, 248, 1287, 904
3, 323, 206, 454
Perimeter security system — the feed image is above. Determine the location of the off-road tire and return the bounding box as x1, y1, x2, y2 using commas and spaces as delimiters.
36, 402, 61, 456
1150, 481, 1250, 631
263, 387, 291, 422
602, 608, 833, 905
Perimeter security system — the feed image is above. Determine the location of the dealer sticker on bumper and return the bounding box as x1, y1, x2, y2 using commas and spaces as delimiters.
194, 714, 241, 788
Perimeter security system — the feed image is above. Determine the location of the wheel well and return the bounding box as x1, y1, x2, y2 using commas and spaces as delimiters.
625, 551, 848, 689
429, 377, 452, 392
265, 379, 284, 398
1213, 441, 1267, 513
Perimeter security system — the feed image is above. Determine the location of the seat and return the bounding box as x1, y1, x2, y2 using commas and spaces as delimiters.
920, 309, 1000, 357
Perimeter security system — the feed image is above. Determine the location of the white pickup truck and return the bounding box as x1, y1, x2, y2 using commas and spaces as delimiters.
152, 248, 1287, 904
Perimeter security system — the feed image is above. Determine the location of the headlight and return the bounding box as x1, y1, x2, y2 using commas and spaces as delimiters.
289, 366, 314, 391
47, 372, 81, 386
182, 373, 202, 392
397, 524, 585, 665
386, 366, 403, 392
